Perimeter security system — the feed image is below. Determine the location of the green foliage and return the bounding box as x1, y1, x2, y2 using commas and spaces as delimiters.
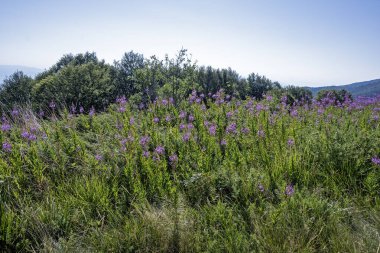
162, 49, 197, 104
0, 71, 33, 109
35, 52, 100, 81
33, 62, 115, 111
284, 85, 313, 104
113, 51, 145, 96
1, 96, 379, 251
316, 89, 353, 104
0, 50, 320, 114
247, 73, 277, 99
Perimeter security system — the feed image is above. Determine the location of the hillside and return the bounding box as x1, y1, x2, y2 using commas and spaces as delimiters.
306, 79, 380, 97
0, 65, 42, 83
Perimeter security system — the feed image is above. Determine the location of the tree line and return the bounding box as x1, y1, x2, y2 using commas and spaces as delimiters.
1, 49, 348, 113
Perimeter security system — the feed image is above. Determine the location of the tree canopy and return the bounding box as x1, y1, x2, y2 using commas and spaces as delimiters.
1, 49, 315, 113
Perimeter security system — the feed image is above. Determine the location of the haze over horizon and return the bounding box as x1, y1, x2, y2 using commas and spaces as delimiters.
1, 0, 379, 87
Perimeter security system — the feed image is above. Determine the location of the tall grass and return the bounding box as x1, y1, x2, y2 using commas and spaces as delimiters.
1, 93, 380, 252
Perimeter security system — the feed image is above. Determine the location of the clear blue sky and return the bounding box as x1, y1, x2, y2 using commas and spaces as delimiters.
1, 0, 379, 86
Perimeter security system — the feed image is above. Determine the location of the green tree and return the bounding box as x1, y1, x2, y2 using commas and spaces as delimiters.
33, 62, 115, 111
131, 55, 165, 105
113, 51, 145, 96
284, 85, 313, 105
36, 52, 100, 81
163, 49, 197, 104
247, 73, 275, 99
0, 71, 33, 109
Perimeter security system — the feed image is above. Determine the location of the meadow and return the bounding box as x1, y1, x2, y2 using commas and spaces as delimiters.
1, 91, 380, 252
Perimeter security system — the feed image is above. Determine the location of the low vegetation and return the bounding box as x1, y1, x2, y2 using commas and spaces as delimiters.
1, 90, 379, 252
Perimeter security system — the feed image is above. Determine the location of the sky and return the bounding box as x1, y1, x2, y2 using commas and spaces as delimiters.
0, 0, 379, 87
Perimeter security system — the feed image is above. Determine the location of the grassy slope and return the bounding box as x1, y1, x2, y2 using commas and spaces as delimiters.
1, 97, 380, 252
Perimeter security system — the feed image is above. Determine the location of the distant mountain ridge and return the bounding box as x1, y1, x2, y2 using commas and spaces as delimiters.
0, 65, 43, 84
306, 79, 380, 97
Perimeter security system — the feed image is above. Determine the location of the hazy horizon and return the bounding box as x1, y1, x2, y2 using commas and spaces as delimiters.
1, 0, 379, 87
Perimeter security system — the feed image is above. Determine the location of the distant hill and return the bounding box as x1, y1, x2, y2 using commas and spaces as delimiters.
306, 79, 380, 97
0, 65, 43, 84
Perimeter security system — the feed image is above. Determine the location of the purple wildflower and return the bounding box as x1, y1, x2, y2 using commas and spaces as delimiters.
121, 138, 129, 145
216, 98, 224, 105
79, 106, 84, 114
2, 142, 12, 152
169, 154, 178, 166
287, 138, 295, 147
116, 96, 127, 105
95, 154, 103, 161
11, 108, 19, 117
21, 131, 30, 139
290, 109, 298, 117
129, 117, 135, 125
139, 136, 150, 147
49, 101, 56, 109
257, 130, 265, 138
1, 123, 11, 132
143, 151, 150, 158
153, 117, 160, 123
165, 115, 171, 122
182, 132, 191, 142
209, 124, 217, 136
179, 124, 186, 131
162, 99, 168, 106
226, 111, 234, 118
70, 104, 77, 114
28, 134, 37, 141
220, 139, 227, 146
187, 123, 194, 130
118, 106, 126, 113
188, 114, 195, 122
281, 95, 287, 104
155, 145, 165, 155
179, 111, 187, 119
189, 95, 196, 103
256, 103, 264, 112
371, 156, 380, 166
89, 107, 95, 116
241, 127, 250, 135
285, 184, 295, 196
39, 110, 45, 117
226, 123, 237, 134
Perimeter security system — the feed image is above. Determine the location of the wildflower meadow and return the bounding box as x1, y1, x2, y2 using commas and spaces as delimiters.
1, 91, 380, 252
